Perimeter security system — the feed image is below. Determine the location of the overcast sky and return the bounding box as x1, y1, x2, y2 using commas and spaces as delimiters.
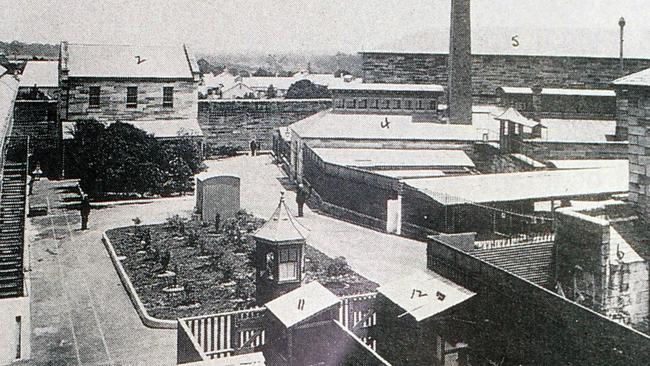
2, 0, 650, 56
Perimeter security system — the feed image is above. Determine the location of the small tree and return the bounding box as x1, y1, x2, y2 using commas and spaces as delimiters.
326, 256, 350, 277
266, 84, 277, 99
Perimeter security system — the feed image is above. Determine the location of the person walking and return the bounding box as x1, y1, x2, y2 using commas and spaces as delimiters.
80, 194, 91, 230
296, 183, 311, 217
250, 138, 257, 156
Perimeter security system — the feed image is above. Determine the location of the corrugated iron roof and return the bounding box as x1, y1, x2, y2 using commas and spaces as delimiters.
329, 82, 444, 93
407, 165, 628, 205
613, 68, 650, 87
494, 107, 538, 128
470, 242, 555, 286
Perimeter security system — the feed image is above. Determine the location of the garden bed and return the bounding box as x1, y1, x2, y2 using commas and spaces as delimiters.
106, 212, 377, 320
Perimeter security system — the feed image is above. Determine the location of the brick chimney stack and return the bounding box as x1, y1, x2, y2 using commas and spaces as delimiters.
448, 0, 473, 125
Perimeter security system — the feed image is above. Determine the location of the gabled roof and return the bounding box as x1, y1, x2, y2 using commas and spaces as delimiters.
253, 193, 308, 243
19, 61, 59, 88
266, 281, 339, 328
64, 43, 195, 79
0, 65, 7, 77
612, 68, 650, 87
494, 107, 538, 128
378, 270, 475, 322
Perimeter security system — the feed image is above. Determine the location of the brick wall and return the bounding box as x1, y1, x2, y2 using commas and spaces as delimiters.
60, 79, 198, 122
198, 99, 330, 152
362, 53, 650, 103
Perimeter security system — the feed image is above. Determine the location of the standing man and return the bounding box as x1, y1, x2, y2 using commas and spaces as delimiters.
80, 194, 91, 230
250, 138, 257, 157
295, 183, 311, 217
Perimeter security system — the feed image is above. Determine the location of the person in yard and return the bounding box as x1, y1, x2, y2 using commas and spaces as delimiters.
80, 194, 91, 230
250, 138, 257, 156
296, 183, 311, 217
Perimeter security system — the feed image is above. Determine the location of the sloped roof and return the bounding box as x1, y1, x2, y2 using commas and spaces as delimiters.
377, 270, 475, 322
548, 159, 628, 170
254, 194, 308, 243
407, 165, 628, 205
494, 107, 538, 128
266, 281, 339, 328
65, 43, 194, 79
612, 68, 650, 87
531, 119, 616, 143
290, 107, 503, 142
470, 242, 555, 286
62, 119, 203, 140
312, 148, 475, 168
0, 74, 19, 145
0, 65, 7, 77
19, 61, 59, 88
329, 82, 444, 93
242, 76, 296, 90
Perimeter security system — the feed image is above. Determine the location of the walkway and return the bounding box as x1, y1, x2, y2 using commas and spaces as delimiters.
24, 155, 427, 365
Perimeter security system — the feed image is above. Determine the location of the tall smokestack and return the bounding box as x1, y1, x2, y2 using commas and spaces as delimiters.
448, 0, 472, 125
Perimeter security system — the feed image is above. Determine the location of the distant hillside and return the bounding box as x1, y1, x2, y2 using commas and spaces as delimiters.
0, 40, 59, 59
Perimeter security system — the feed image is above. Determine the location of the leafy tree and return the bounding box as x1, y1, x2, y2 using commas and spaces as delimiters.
252, 67, 273, 77
286, 79, 332, 99
326, 256, 350, 277
65, 120, 203, 197
266, 84, 277, 99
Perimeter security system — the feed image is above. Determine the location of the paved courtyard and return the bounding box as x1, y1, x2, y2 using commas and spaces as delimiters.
24, 154, 426, 365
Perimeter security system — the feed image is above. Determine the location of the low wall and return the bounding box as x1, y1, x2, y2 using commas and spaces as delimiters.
198, 99, 330, 153
101, 233, 177, 329
518, 140, 628, 161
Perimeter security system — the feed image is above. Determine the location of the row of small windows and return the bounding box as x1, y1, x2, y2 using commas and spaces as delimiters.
88, 86, 174, 109
335, 98, 437, 111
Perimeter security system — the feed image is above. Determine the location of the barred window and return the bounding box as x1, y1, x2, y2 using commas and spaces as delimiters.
89, 86, 100, 108
126, 86, 138, 108
163, 87, 174, 108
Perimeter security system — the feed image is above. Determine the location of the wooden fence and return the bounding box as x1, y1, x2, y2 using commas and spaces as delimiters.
178, 292, 379, 362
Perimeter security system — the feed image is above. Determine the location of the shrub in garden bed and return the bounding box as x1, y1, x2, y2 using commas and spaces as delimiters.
106, 210, 377, 319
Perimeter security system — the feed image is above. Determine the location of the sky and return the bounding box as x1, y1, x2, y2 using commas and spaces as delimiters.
2, 0, 650, 57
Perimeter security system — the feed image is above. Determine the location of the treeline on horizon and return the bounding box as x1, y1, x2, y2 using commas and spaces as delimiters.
0, 39, 362, 76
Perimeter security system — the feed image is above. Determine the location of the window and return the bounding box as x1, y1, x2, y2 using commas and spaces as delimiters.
336, 98, 345, 108
404, 99, 412, 110
428, 100, 437, 111
382, 99, 390, 109
163, 87, 174, 108
126, 86, 138, 108
346, 99, 357, 109
393, 99, 401, 109
358, 99, 367, 109
278, 247, 299, 281
15, 316, 21, 360
89, 86, 100, 108
370, 99, 379, 109
416, 100, 424, 110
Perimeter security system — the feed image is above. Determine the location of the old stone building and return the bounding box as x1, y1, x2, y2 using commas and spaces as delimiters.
58, 42, 203, 140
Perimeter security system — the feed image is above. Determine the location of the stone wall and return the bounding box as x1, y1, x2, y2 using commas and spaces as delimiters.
362, 52, 650, 103
427, 234, 650, 365
60, 79, 198, 122
198, 99, 330, 152
517, 140, 628, 162
616, 86, 649, 217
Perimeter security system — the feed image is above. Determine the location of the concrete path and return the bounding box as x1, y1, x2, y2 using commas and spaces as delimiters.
24, 155, 427, 365
203, 155, 428, 285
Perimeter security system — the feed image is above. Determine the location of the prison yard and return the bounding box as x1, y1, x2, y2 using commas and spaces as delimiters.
6, 1, 650, 365
106, 212, 376, 320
